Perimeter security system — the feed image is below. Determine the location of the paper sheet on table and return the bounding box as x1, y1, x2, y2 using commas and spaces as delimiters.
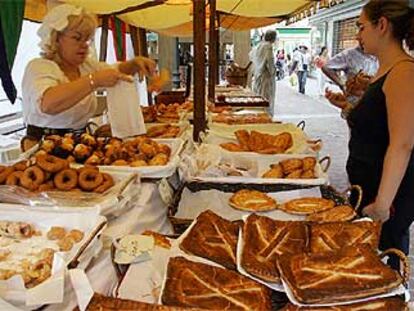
106, 77, 146, 138
175, 187, 321, 221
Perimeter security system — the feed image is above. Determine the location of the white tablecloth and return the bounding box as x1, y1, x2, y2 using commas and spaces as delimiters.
39, 182, 173, 311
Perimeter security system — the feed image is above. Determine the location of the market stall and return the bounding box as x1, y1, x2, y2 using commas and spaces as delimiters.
0, 0, 410, 310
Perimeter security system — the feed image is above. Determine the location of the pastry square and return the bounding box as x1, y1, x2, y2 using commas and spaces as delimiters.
309, 221, 381, 253
282, 297, 407, 310
161, 256, 272, 310
179, 210, 239, 270
241, 214, 308, 283
278, 245, 403, 304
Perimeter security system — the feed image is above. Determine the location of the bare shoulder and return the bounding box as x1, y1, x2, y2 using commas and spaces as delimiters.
385, 58, 414, 91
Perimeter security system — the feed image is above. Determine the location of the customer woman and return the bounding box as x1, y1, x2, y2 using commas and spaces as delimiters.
22, 4, 156, 140
326, 0, 414, 269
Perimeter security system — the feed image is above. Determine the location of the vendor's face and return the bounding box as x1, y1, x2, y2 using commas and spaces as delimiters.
356, 10, 378, 55
57, 30, 91, 66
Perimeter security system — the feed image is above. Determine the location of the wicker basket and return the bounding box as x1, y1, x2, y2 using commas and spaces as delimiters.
225, 74, 248, 87
167, 183, 362, 235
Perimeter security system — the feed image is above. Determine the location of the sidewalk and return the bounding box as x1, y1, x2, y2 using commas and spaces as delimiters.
273, 76, 414, 298
274, 76, 349, 191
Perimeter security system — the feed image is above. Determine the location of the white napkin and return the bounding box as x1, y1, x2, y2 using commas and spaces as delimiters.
106, 77, 146, 138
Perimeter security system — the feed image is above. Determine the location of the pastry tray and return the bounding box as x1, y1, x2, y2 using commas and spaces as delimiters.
0, 206, 106, 307
0, 172, 139, 217
167, 183, 352, 235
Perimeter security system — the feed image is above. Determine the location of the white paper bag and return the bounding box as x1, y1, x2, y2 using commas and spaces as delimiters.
106, 78, 146, 138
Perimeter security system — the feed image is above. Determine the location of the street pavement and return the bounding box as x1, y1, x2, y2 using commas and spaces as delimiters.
273, 75, 414, 298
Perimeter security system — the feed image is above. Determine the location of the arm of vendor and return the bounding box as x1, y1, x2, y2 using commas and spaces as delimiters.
22, 4, 155, 131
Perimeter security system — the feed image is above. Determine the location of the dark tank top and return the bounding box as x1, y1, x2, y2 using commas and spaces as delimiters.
348, 60, 414, 164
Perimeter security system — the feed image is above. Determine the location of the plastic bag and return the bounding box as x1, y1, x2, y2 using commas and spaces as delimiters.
289, 74, 298, 87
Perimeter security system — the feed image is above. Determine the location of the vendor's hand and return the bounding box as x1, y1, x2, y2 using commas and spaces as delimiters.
93, 69, 133, 87
133, 56, 156, 79
361, 202, 391, 223
325, 89, 348, 109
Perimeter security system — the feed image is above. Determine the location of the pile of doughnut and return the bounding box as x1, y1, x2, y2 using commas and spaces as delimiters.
0, 155, 114, 193
36, 133, 171, 167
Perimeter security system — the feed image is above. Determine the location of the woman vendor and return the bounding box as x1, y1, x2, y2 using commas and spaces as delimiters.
22, 4, 156, 141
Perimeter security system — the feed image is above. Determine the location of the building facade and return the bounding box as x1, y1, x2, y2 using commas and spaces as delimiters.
309, 0, 367, 56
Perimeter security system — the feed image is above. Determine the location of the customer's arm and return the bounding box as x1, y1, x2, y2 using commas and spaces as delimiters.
363, 64, 414, 221
321, 66, 345, 91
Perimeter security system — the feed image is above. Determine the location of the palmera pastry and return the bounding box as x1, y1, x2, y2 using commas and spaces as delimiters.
0, 221, 35, 239
279, 197, 335, 215
241, 214, 308, 283
162, 256, 272, 311
309, 221, 381, 253
179, 210, 239, 270
261, 163, 284, 178
229, 189, 277, 212
306, 205, 356, 223
280, 158, 303, 174
282, 297, 408, 310
277, 245, 403, 304
47, 226, 66, 240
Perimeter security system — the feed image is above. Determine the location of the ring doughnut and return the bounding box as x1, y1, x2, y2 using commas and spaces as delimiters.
38, 180, 55, 192
78, 168, 103, 191
20, 166, 45, 191
36, 155, 65, 173
54, 169, 78, 191
0, 166, 15, 184
93, 173, 114, 193
12, 160, 28, 171
5, 171, 24, 186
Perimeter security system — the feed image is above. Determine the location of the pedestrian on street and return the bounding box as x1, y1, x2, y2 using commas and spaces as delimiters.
290, 45, 310, 94
326, 0, 414, 270
314, 46, 329, 96
250, 30, 277, 115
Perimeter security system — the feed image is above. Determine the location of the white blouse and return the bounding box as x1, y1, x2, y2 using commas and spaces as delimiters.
22, 57, 107, 129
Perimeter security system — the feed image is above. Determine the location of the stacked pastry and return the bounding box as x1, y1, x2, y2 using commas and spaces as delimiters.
220, 130, 293, 154
35, 133, 171, 167
262, 157, 318, 179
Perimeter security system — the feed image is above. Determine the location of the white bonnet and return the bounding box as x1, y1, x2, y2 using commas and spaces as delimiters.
37, 4, 83, 51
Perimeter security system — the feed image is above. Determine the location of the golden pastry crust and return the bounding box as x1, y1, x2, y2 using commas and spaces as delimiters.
277, 245, 403, 304
148, 153, 169, 166
142, 230, 171, 249
306, 205, 357, 223
309, 221, 381, 253
67, 229, 84, 243
57, 236, 74, 251
76, 293, 205, 311
162, 256, 272, 311
234, 129, 250, 149
220, 142, 247, 152
302, 157, 317, 171
262, 164, 284, 178
279, 197, 335, 215
229, 189, 277, 212
282, 297, 408, 310
285, 169, 303, 179
47, 226, 66, 240
280, 158, 303, 174
300, 170, 316, 179
241, 214, 308, 283
179, 210, 239, 270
